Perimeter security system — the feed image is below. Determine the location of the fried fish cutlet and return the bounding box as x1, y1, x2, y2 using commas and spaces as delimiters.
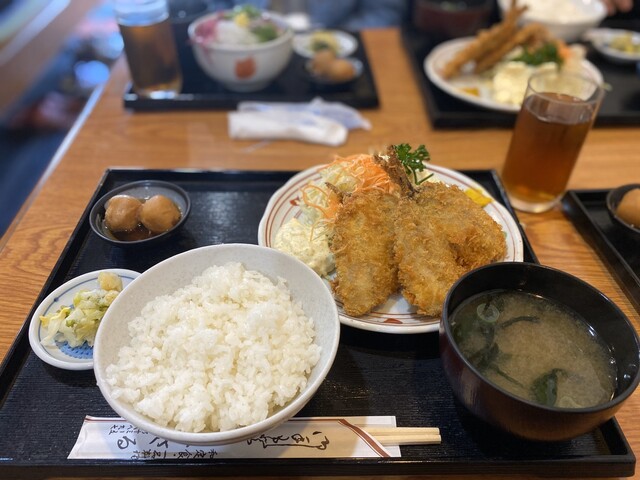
330, 189, 399, 317
394, 182, 506, 316
413, 182, 507, 269
394, 195, 467, 317
395, 181, 507, 316
378, 147, 507, 316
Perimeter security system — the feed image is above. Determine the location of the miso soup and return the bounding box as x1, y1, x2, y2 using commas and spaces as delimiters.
450, 290, 616, 408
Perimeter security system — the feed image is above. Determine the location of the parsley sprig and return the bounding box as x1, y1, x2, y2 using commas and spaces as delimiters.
393, 143, 432, 185
512, 42, 563, 67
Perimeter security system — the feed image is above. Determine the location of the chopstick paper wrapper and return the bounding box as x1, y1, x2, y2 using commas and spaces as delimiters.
68, 416, 439, 459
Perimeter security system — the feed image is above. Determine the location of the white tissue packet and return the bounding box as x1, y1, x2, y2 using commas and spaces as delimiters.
228, 110, 348, 146
238, 97, 372, 131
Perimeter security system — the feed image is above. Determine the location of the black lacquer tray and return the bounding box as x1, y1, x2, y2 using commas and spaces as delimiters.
402, 18, 640, 129
0, 169, 634, 479
123, 31, 379, 111
562, 189, 640, 315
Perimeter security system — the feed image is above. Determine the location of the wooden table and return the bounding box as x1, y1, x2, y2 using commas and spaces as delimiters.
0, 28, 638, 480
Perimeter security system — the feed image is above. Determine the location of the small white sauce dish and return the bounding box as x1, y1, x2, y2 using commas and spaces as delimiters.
584, 28, 640, 65
28, 269, 140, 370
293, 30, 358, 58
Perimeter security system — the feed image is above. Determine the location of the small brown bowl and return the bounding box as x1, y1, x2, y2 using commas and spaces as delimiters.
606, 184, 640, 235
89, 180, 191, 247
440, 262, 640, 442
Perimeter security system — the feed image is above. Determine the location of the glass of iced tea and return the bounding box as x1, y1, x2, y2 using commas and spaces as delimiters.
114, 0, 182, 99
501, 70, 604, 213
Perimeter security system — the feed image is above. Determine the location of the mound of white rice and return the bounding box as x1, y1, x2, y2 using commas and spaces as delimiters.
216, 20, 260, 45
105, 262, 321, 433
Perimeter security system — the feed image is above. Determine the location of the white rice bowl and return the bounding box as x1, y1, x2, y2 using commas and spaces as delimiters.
94, 244, 340, 445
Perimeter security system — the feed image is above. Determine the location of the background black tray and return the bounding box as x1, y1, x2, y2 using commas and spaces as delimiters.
123, 31, 379, 111
562, 189, 640, 315
402, 19, 640, 129
0, 169, 634, 479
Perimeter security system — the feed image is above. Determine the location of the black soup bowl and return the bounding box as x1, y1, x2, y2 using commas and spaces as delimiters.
440, 262, 640, 442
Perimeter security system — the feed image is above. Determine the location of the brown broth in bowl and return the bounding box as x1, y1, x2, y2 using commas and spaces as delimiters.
450, 290, 616, 408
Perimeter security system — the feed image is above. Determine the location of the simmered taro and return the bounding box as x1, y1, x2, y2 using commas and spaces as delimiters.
450, 290, 616, 408
616, 188, 640, 227
103, 194, 181, 241
104, 195, 142, 232
139, 194, 181, 233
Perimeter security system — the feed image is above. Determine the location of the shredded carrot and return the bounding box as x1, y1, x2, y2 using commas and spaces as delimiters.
301, 184, 332, 218
555, 39, 572, 61
299, 154, 398, 239
321, 154, 398, 194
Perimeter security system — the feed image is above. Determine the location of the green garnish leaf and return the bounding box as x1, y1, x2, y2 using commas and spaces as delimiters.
392, 143, 432, 185
531, 369, 565, 406
500, 315, 539, 329
311, 40, 333, 52
489, 364, 524, 388
252, 23, 278, 42
512, 42, 563, 67
470, 342, 500, 371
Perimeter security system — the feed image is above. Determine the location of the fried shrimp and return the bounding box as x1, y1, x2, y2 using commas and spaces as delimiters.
330, 189, 399, 317
440, 0, 527, 79
474, 23, 550, 74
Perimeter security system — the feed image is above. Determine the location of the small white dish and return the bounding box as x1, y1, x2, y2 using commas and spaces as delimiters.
258, 164, 524, 334
585, 28, 640, 65
293, 30, 358, 58
28, 269, 140, 370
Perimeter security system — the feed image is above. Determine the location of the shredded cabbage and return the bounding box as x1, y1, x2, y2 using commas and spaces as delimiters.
40, 272, 123, 348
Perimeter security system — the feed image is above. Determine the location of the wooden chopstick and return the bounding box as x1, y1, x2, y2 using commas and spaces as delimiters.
363, 427, 441, 445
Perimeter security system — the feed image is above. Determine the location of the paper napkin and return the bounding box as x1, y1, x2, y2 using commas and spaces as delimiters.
228, 98, 371, 146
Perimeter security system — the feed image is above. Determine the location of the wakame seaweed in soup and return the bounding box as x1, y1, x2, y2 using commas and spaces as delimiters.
450, 290, 617, 408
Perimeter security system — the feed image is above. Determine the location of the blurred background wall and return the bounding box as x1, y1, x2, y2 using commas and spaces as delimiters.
0, 0, 122, 239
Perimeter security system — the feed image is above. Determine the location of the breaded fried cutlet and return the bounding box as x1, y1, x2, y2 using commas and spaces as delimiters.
412, 182, 507, 270
394, 194, 468, 317
380, 148, 507, 316
395, 181, 507, 316
330, 189, 399, 317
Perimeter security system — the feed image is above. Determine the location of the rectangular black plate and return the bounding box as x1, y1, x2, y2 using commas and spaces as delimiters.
562, 189, 640, 315
401, 18, 640, 129
123, 31, 379, 111
0, 169, 634, 479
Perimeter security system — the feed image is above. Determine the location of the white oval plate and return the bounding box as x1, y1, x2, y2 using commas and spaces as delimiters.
258, 165, 524, 334
585, 28, 640, 65
293, 30, 358, 58
28, 269, 140, 370
424, 37, 604, 113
